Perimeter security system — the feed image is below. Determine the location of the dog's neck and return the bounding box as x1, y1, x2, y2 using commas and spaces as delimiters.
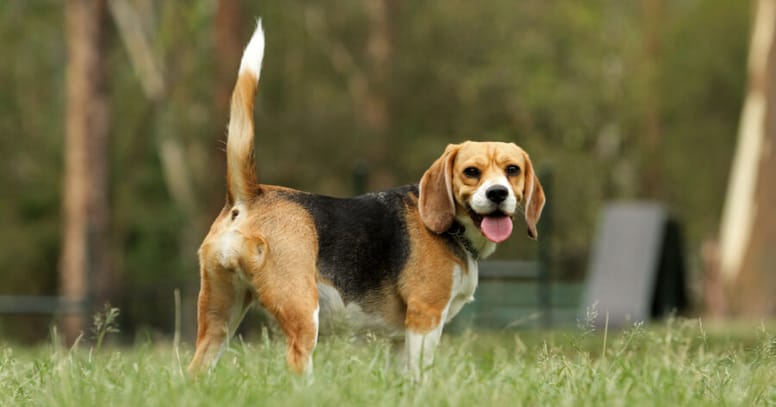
448, 219, 497, 260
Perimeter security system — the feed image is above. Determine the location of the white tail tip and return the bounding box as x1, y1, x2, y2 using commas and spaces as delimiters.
239, 19, 265, 76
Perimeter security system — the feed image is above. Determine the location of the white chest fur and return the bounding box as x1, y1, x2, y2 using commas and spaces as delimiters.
445, 254, 479, 323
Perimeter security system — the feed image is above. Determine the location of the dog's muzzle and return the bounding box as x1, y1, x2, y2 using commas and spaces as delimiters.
485, 185, 509, 204
468, 181, 517, 243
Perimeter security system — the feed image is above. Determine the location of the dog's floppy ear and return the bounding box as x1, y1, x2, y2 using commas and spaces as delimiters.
522, 151, 545, 239
419, 144, 460, 234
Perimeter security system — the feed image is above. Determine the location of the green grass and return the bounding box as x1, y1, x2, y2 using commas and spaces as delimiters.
1, 318, 775, 406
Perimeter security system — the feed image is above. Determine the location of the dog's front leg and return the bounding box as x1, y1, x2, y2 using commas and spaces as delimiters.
405, 323, 445, 380
404, 298, 449, 380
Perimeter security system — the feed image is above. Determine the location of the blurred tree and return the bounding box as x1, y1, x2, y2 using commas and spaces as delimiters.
60, 0, 111, 344
718, 0, 776, 317
639, 0, 663, 197
363, 0, 398, 189
212, 0, 245, 209
108, 0, 220, 338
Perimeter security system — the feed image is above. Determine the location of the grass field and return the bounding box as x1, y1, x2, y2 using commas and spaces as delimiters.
1, 317, 775, 406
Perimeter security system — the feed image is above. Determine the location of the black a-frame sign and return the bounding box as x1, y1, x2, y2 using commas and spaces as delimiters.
582, 202, 689, 327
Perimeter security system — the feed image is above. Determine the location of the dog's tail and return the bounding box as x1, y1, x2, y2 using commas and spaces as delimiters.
226, 20, 264, 204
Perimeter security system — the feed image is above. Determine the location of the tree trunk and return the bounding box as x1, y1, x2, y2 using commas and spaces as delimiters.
213, 0, 244, 208
364, 0, 397, 189
718, 0, 776, 317
61, 0, 110, 344
639, 0, 662, 197
363, 0, 394, 134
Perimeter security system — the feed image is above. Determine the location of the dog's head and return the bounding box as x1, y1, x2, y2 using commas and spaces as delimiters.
419, 141, 545, 242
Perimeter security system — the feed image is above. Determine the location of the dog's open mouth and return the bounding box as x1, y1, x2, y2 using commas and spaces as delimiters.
468, 207, 514, 243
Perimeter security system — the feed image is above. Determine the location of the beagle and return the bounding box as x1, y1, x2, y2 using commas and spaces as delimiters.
188, 21, 545, 378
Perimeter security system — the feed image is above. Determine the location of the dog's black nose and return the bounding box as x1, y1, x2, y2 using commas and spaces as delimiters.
486, 185, 509, 203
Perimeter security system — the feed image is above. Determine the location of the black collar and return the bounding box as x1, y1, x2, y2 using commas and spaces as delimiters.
447, 222, 479, 260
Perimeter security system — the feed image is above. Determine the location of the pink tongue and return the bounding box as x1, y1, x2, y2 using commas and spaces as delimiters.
481, 216, 514, 243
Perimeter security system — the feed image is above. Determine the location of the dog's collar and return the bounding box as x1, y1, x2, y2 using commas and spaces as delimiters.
447, 222, 479, 260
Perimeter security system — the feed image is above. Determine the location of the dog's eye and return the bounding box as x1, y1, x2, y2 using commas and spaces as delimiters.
463, 167, 481, 178
506, 165, 521, 176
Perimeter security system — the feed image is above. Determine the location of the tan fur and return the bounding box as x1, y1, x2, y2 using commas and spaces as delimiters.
190, 190, 321, 374
226, 70, 260, 204
418, 145, 459, 233
521, 151, 546, 239
190, 27, 545, 377
400, 205, 463, 332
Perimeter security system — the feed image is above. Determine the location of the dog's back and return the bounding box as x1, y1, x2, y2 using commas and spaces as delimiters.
286, 187, 415, 301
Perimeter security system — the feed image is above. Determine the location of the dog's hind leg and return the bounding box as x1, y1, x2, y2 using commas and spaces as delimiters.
251, 261, 319, 375
188, 235, 258, 375
271, 293, 319, 375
